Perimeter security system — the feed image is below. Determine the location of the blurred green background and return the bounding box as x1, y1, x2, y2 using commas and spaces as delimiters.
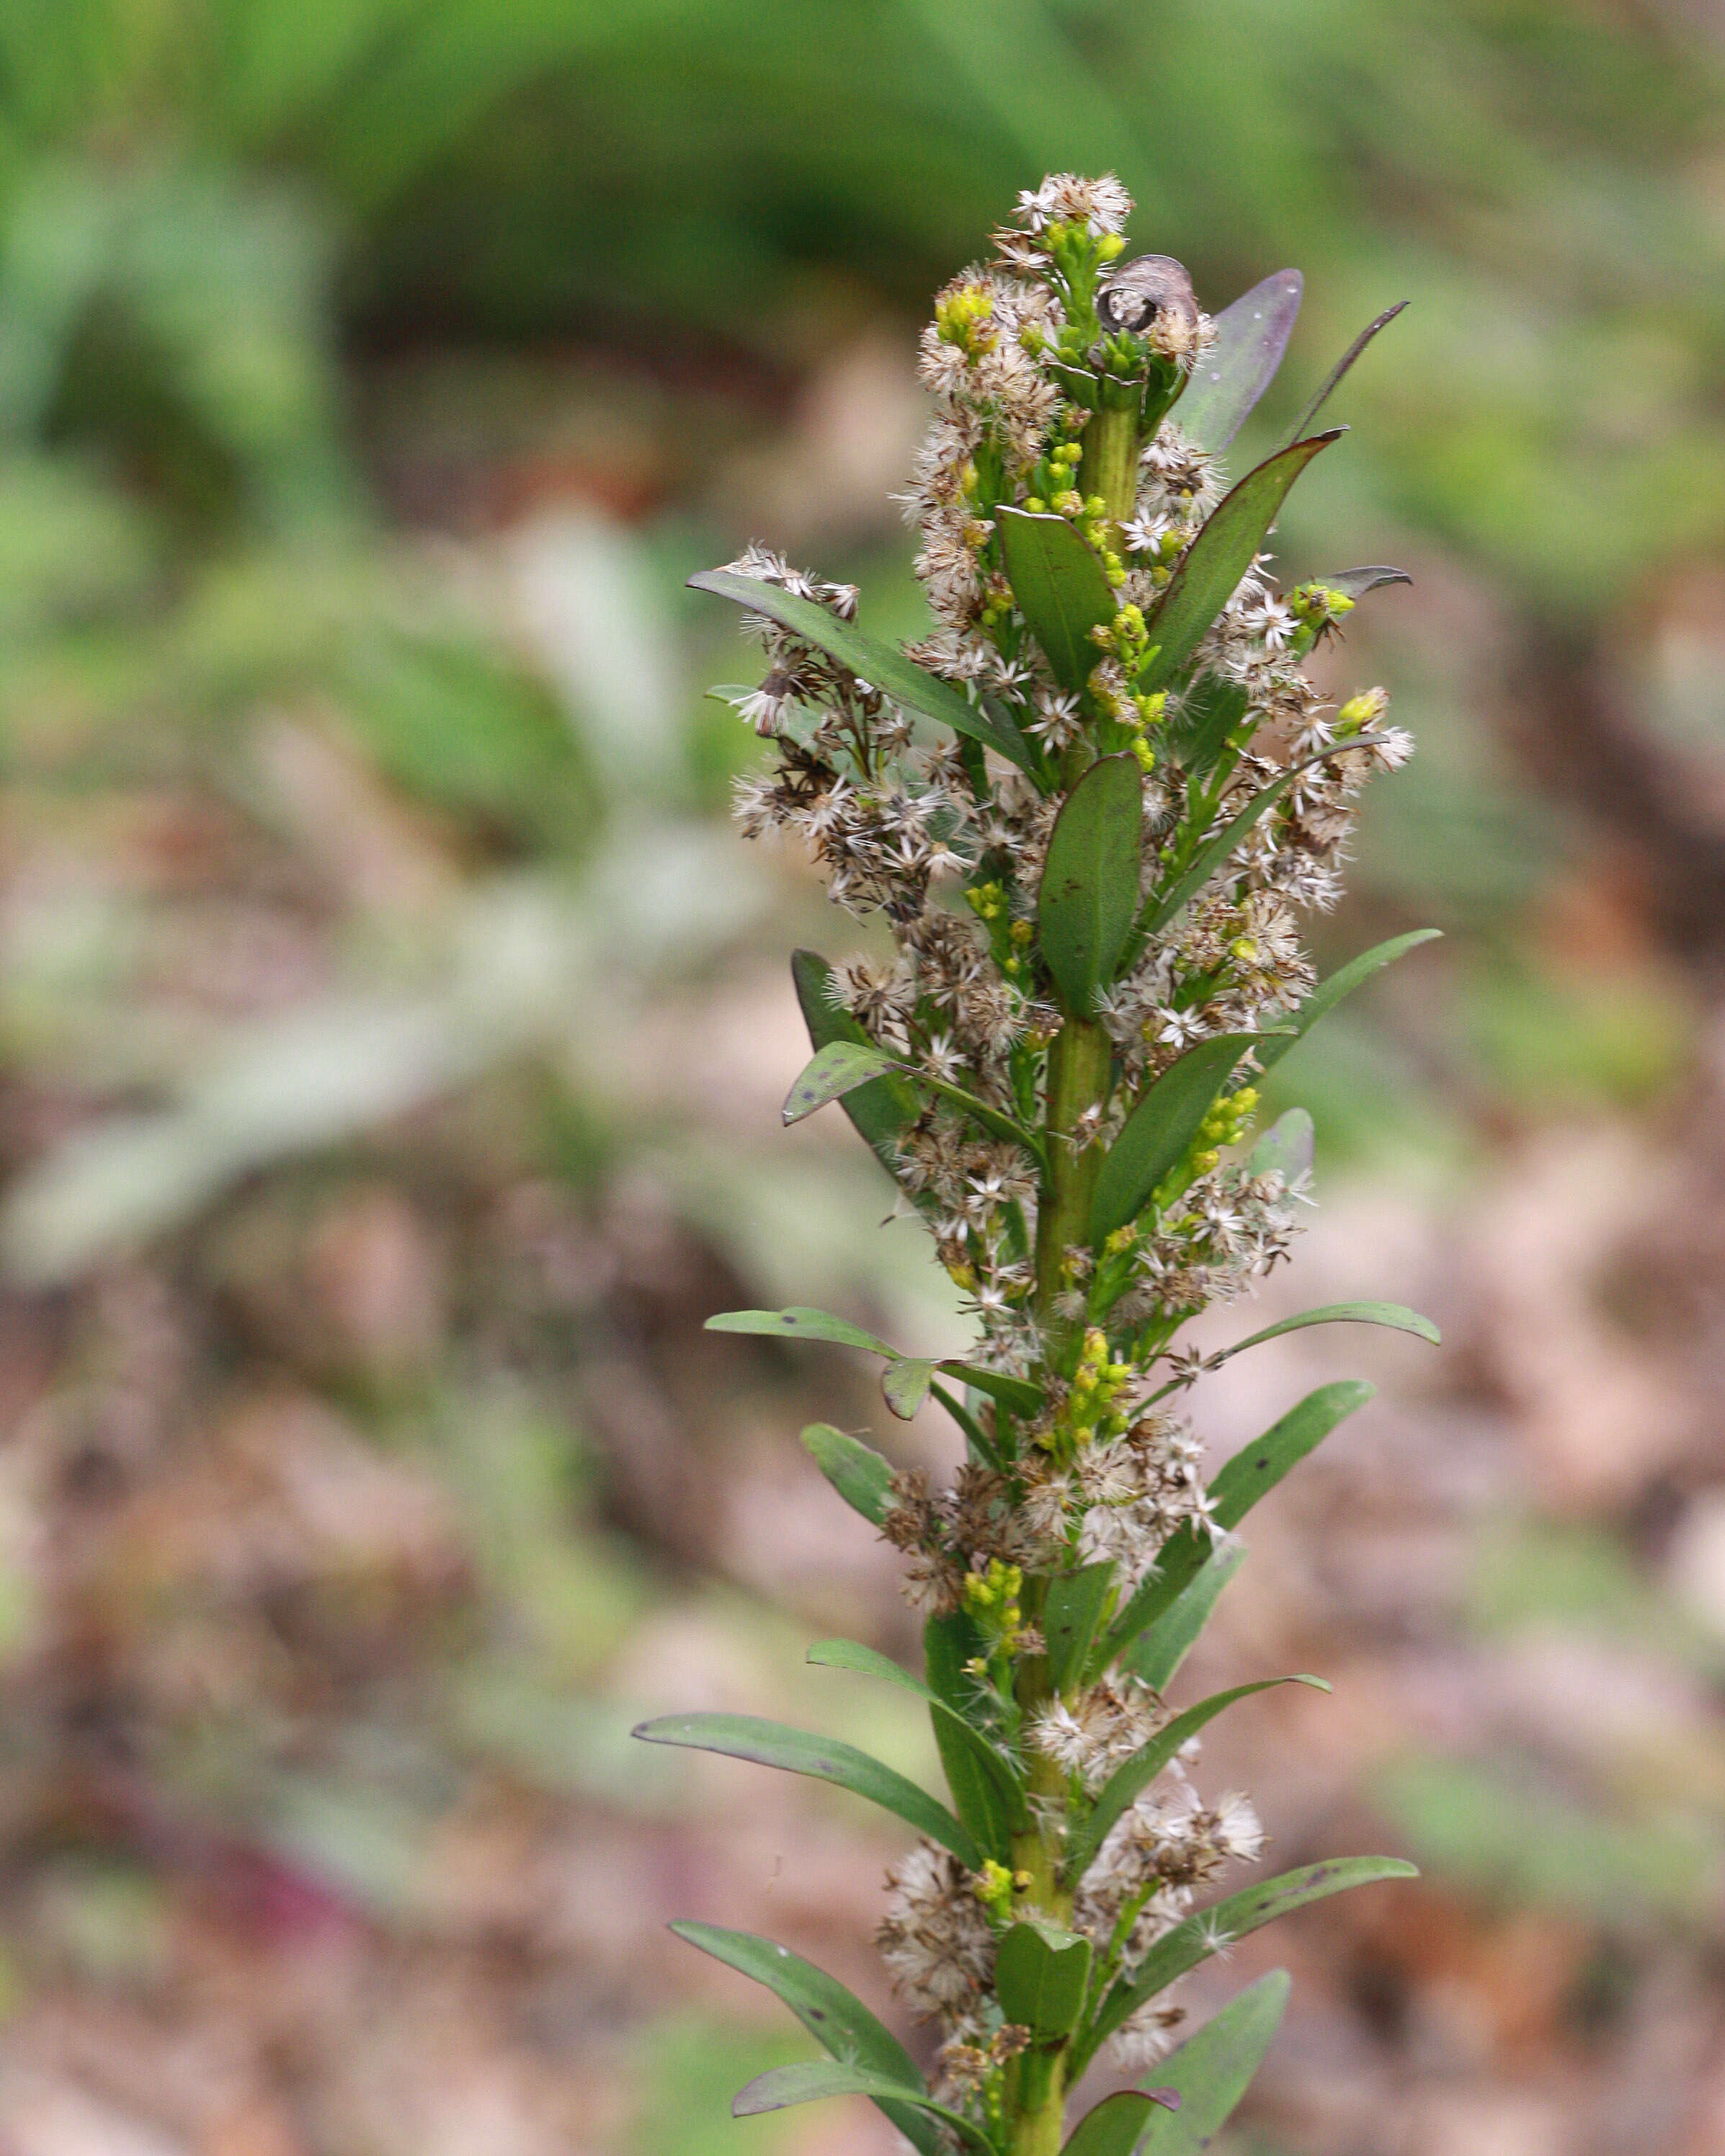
0, 4, 1722, 2153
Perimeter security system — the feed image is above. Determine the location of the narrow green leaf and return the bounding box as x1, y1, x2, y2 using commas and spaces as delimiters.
1121, 1544, 1247, 1692
922, 1611, 1018, 1861
705, 1306, 899, 1357
1066, 1678, 1328, 1883
1169, 671, 1249, 780
1177, 269, 1303, 453
691, 568, 1033, 770
733, 2063, 999, 2153
881, 1358, 937, 1420
1316, 564, 1412, 602
943, 1363, 1043, 1419
1136, 735, 1390, 951
1213, 1301, 1440, 1363
1078, 1859, 1417, 2065
793, 950, 922, 1177
783, 1041, 899, 1124
807, 1639, 1023, 1848
995, 1917, 1093, 2038
997, 508, 1118, 693
1099, 1381, 1374, 1665
1247, 1106, 1314, 1185
1135, 1972, 1290, 2152
1089, 1035, 1260, 1243
1255, 929, 1442, 1074
670, 1923, 940, 2156
1141, 432, 1344, 692
1284, 302, 1408, 445
800, 1423, 895, 1528
632, 1713, 981, 1868
1060, 2089, 1181, 2156
1043, 1564, 1116, 1695
1038, 753, 1144, 1017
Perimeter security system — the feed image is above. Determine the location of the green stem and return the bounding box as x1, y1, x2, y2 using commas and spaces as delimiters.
1033, 1017, 1113, 1315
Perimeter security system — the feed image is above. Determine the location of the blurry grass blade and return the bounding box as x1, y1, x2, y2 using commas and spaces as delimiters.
1177, 269, 1303, 451
690, 569, 1033, 770
1078, 1859, 1417, 2066
731, 2062, 997, 2153
1089, 1035, 1260, 1242
1285, 302, 1409, 443
1141, 432, 1344, 692
1135, 1971, 1291, 2152
1100, 1382, 1374, 1661
783, 1041, 899, 1124
1038, 753, 1144, 1016
631, 1713, 982, 1868
671, 1923, 940, 2156
1123, 1544, 1247, 1692
1255, 929, 1442, 1074
1213, 1302, 1440, 1362
800, 1424, 895, 1526
1065, 1678, 1327, 1881
997, 507, 1118, 693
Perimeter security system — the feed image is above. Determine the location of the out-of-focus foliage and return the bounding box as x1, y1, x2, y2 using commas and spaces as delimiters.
0, 5, 1722, 2155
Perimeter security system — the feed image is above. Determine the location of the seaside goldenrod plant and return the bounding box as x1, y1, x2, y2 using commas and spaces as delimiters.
639, 174, 1437, 2156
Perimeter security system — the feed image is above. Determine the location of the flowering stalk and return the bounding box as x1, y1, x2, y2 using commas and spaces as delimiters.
640, 175, 1435, 2156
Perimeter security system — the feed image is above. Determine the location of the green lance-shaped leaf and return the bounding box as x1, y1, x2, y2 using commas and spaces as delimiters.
631, 1713, 982, 1869
707, 1306, 899, 1355
672, 1923, 942, 2156
1065, 1676, 1329, 1884
1097, 1381, 1373, 1667
1134, 1970, 1290, 2153
922, 1611, 1017, 1864
1140, 431, 1344, 693
800, 1423, 895, 1528
691, 567, 1033, 771
1254, 928, 1442, 1075
1042, 1563, 1117, 1695
1089, 1035, 1260, 1244
1211, 1301, 1440, 1363
1133, 734, 1391, 957
1038, 753, 1144, 1017
1169, 671, 1249, 780
1125, 1543, 1247, 1692
783, 1040, 899, 1123
1284, 302, 1408, 445
1075, 1858, 1417, 2070
783, 1038, 1042, 1158
997, 507, 1118, 695
807, 1639, 1023, 1846
1247, 1105, 1314, 1184
1177, 268, 1303, 453
995, 1916, 1093, 2039
1060, 2088, 1182, 2156
793, 949, 921, 1177
732, 2062, 999, 2155
1316, 564, 1412, 602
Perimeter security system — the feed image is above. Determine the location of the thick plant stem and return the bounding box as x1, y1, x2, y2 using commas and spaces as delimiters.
1033, 1017, 1113, 1315
1079, 384, 1143, 551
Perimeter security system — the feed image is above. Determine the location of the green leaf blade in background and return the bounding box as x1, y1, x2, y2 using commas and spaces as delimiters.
1255, 929, 1442, 1074
1141, 431, 1345, 692
704, 1306, 898, 1356
997, 507, 1118, 693
1060, 2089, 1181, 2156
1042, 1563, 1116, 1695
1135, 1970, 1291, 2152
690, 568, 1033, 769
1177, 268, 1303, 452
670, 1923, 942, 2156
799, 1423, 895, 1527
791, 948, 922, 1177
1122, 1543, 1247, 1692
731, 2062, 999, 2153
1038, 752, 1144, 1016
783, 1040, 899, 1124
1247, 1105, 1315, 1183
1089, 1034, 1259, 1242
1213, 1301, 1441, 1363
631, 1713, 983, 1868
